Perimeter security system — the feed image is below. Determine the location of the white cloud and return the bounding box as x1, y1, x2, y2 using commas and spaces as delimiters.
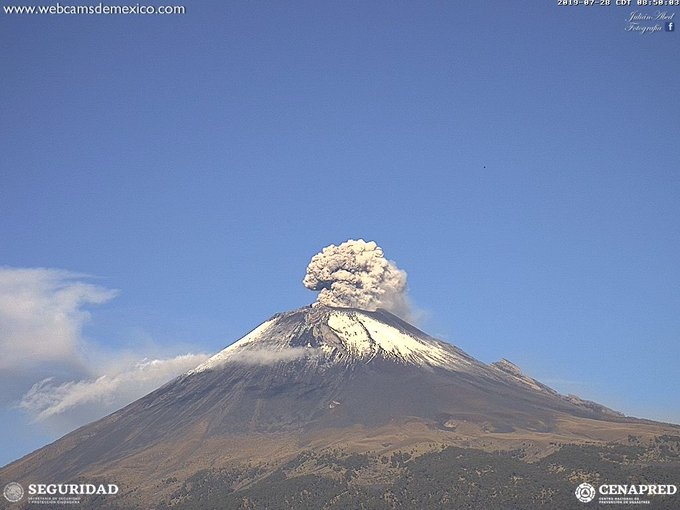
230, 347, 309, 365
0, 267, 209, 430
0, 267, 117, 371
19, 354, 208, 422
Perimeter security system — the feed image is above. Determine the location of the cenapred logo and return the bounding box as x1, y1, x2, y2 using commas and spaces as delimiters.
575, 482, 596, 503
575, 482, 677, 504
3, 482, 24, 503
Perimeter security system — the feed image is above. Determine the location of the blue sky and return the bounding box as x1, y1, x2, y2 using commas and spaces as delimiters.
1, 2, 679, 466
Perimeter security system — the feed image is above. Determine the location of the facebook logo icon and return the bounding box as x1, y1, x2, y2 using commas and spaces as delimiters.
666, 21, 675, 32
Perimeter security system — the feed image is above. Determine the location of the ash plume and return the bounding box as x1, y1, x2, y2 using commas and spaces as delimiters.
303, 240, 412, 319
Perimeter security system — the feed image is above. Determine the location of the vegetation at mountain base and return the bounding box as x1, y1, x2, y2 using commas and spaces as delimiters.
68, 435, 680, 510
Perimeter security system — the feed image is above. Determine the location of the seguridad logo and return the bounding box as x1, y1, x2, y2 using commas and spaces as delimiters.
3, 481, 119, 503
28, 483, 119, 495
3, 483, 24, 503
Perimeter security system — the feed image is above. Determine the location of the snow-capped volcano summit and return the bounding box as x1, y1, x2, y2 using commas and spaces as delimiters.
189, 306, 479, 374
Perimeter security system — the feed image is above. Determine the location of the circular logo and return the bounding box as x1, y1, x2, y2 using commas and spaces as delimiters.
575, 482, 596, 503
3, 482, 24, 503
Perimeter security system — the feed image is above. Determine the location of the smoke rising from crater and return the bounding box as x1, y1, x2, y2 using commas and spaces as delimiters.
303, 239, 412, 319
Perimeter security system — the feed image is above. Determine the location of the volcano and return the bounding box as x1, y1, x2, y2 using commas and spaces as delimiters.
2, 305, 679, 509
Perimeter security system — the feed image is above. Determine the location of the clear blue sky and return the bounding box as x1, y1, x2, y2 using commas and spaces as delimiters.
1, 1, 678, 466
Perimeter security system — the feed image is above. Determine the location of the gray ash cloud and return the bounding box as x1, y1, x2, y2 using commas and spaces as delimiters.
303, 239, 412, 319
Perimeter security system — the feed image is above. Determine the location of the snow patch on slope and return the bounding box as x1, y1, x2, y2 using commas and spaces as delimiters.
327, 311, 471, 369
326, 312, 373, 357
